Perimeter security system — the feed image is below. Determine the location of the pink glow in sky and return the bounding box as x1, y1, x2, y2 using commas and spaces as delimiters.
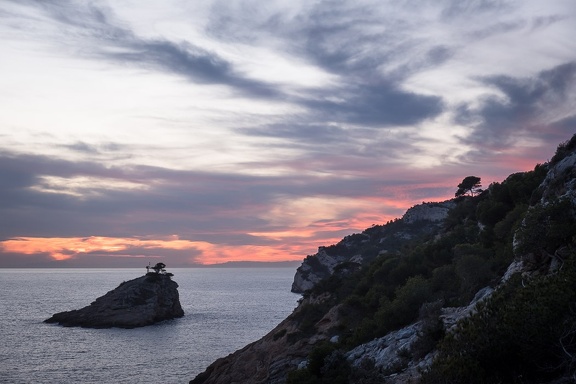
0, 1, 575, 267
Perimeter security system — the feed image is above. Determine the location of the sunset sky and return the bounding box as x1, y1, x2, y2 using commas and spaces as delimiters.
1, 0, 575, 267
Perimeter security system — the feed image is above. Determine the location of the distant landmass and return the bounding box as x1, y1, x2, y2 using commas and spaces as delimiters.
205, 261, 302, 268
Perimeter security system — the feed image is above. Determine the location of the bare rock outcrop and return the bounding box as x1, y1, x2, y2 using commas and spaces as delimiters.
540, 151, 576, 203
401, 201, 455, 224
44, 273, 184, 328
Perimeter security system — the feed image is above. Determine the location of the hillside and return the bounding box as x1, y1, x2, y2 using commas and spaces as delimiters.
190, 134, 576, 384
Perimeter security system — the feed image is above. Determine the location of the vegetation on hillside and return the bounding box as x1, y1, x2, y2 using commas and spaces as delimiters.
287, 136, 576, 383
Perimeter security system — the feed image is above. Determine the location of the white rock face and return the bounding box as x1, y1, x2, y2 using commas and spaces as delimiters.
292, 249, 345, 293
440, 286, 494, 332
347, 322, 421, 371
291, 267, 319, 293
346, 321, 436, 383
402, 201, 455, 224
540, 152, 576, 203
501, 260, 525, 283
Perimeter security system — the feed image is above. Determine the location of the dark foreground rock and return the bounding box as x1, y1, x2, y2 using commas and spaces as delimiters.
44, 273, 184, 328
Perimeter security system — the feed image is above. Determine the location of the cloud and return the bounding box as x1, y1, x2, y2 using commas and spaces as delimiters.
1, 0, 575, 267
204, 0, 450, 126
456, 61, 576, 151
1, 0, 280, 98
104, 38, 281, 98
238, 123, 350, 144
64, 141, 101, 154
0, 149, 457, 252
302, 84, 444, 126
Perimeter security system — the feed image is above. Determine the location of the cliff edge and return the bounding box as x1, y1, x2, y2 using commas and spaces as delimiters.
44, 272, 184, 328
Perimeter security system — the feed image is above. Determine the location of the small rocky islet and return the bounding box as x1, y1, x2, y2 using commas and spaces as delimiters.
44, 263, 184, 329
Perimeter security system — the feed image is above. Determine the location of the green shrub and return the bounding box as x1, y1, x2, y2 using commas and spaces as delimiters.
286, 343, 350, 384
422, 253, 576, 383
514, 198, 576, 260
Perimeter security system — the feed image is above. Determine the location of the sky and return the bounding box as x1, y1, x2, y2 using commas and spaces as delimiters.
1, 0, 575, 268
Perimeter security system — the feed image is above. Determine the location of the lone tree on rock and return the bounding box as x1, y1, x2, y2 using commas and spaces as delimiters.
152, 262, 166, 274
455, 176, 482, 197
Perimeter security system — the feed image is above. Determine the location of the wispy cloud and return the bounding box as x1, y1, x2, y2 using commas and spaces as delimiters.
457, 62, 576, 151
2, 0, 280, 98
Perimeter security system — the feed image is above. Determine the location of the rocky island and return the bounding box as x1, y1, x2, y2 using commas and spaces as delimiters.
45, 263, 184, 328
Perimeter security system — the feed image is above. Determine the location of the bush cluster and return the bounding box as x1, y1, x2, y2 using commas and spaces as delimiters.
421, 254, 576, 383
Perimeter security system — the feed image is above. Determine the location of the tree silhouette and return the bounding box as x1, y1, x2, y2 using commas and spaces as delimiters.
455, 176, 482, 197
152, 262, 166, 274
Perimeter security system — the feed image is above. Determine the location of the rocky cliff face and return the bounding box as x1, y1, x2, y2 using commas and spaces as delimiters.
44, 273, 184, 328
540, 150, 576, 203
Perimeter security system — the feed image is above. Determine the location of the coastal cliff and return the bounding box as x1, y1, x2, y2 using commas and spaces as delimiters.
45, 272, 184, 328
291, 200, 455, 294
191, 134, 576, 384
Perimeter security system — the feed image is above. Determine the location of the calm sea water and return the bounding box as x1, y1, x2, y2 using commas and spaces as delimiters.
0, 268, 299, 384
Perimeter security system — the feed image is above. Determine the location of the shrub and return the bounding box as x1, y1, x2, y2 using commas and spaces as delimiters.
550, 134, 576, 165
514, 198, 576, 260
286, 343, 350, 384
421, 253, 576, 383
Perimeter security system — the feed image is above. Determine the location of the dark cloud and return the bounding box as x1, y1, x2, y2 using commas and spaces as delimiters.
0, 147, 455, 244
304, 84, 444, 126
64, 141, 100, 154
206, 1, 447, 126
0, 251, 56, 268
551, 115, 576, 131
456, 62, 576, 150
236, 122, 429, 176
467, 20, 526, 40
440, 0, 512, 19
5, 0, 448, 127
531, 14, 567, 30
105, 38, 280, 98
4, 0, 279, 98
237, 123, 349, 143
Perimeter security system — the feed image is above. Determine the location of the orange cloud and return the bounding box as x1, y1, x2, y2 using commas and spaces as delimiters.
0, 236, 197, 261
0, 235, 310, 265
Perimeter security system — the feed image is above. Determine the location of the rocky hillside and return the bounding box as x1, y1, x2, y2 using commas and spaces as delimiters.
45, 272, 184, 328
190, 134, 576, 384
292, 200, 455, 293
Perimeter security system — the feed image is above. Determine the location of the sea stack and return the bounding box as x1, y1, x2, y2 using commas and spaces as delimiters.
45, 266, 184, 328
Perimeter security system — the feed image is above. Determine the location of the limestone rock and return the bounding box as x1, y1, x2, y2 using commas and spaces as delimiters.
540, 152, 576, 203
440, 286, 494, 332
402, 201, 455, 224
44, 273, 184, 328
346, 322, 422, 373
291, 249, 342, 293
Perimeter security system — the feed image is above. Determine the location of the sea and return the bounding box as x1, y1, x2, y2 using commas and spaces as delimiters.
0, 268, 300, 384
